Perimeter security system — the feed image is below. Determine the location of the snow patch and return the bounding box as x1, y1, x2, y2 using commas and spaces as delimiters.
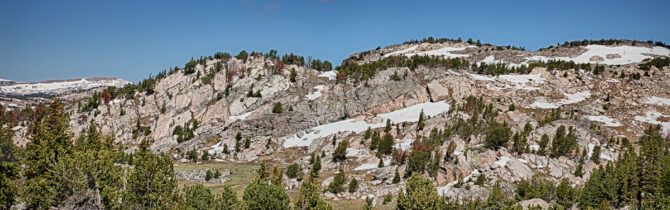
383, 45, 419, 57
354, 159, 391, 171
644, 96, 670, 106
229, 110, 254, 121
495, 156, 511, 167
437, 169, 480, 196
530, 91, 591, 109
393, 138, 414, 151
407, 46, 475, 58
634, 110, 670, 137
318, 71, 337, 80
282, 101, 450, 148
526, 45, 670, 65
585, 115, 622, 127
305, 85, 325, 100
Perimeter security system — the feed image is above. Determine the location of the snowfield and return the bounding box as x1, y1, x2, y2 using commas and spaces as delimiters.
0, 78, 130, 96
393, 138, 414, 151
282, 101, 451, 148
354, 158, 391, 171
468, 73, 545, 90
318, 71, 337, 80
634, 110, 670, 137
585, 115, 622, 127
406, 46, 475, 58
305, 85, 325, 100
383, 45, 418, 57
644, 96, 670, 106
385, 45, 475, 59
229, 110, 254, 121
526, 45, 670, 65
530, 91, 591, 109
437, 169, 480, 196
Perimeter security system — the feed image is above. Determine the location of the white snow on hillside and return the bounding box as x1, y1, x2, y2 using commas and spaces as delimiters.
346, 148, 366, 158
229, 110, 254, 121
383, 45, 418, 57
437, 169, 480, 196
527, 45, 670, 65
354, 158, 391, 171
406, 46, 475, 58
468, 73, 495, 81
634, 110, 670, 137
644, 96, 670, 106
585, 115, 622, 127
282, 101, 451, 148
318, 71, 337, 80
606, 78, 620, 83
0, 78, 130, 96
529, 91, 591, 109
393, 138, 414, 151
468, 73, 545, 90
495, 156, 511, 167
305, 85, 325, 100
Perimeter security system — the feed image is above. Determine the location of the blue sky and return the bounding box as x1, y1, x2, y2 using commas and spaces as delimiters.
1, 0, 668, 82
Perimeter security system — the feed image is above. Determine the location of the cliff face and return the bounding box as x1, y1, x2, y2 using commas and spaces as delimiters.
8, 40, 670, 202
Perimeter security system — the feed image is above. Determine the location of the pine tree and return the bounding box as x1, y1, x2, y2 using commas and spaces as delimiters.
392, 168, 401, 184
328, 169, 346, 193
294, 176, 332, 210
24, 99, 72, 209
417, 109, 425, 131
124, 139, 178, 208
242, 180, 290, 209
349, 179, 359, 193
385, 119, 392, 132
182, 184, 215, 209
0, 116, 20, 209
377, 133, 395, 156
333, 139, 348, 162
591, 145, 601, 164
397, 173, 445, 209
538, 134, 549, 156
370, 130, 380, 150
244, 137, 251, 149
216, 185, 239, 210
575, 149, 585, 177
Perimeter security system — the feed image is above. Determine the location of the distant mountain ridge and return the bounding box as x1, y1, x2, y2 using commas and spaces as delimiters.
0, 77, 130, 97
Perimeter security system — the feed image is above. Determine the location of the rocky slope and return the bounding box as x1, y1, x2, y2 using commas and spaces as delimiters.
7, 39, 670, 207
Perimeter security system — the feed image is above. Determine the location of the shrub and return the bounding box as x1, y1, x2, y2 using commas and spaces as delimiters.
348, 178, 358, 193
272, 102, 283, 113
285, 163, 301, 179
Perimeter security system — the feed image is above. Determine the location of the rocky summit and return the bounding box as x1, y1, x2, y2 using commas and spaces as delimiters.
3, 38, 670, 209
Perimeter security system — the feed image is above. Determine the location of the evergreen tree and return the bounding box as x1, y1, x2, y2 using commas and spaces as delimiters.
484, 121, 511, 150
216, 185, 239, 210
244, 137, 251, 149
124, 139, 178, 208
370, 131, 380, 150
24, 99, 72, 209
294, 176, 332, 210
591, 145, 601, 164
242, 181, 290, 210
333, 140, 348, 162
181, 184, 215, 209
377, 133, 395, 156
385, 119, 392, 133
538, 134, 549, 156
285, 163, 301, 179
328, 169, 346, 193
397, 173, 445, 209
417, 110, 425, 131
272, 102, 283, 113
0, 116, 20, 209
392, 168, 401, 184
349, 179, 359, 193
